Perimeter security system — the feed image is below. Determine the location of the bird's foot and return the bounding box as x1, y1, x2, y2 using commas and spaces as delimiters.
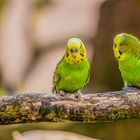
122, 86, 139, 91
52, 87, 56, 94
59, 90, 66, 97
75, 90, 82, 98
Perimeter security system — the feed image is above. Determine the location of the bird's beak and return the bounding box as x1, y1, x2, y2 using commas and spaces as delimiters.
70, 48, 78, 58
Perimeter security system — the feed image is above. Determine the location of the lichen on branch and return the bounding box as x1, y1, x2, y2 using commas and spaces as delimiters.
0, 90, 140, 125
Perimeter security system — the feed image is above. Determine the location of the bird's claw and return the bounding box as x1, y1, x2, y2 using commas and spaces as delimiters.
122, 86, 139, 91
59, 90, 66, 97
75, 90, 82, 98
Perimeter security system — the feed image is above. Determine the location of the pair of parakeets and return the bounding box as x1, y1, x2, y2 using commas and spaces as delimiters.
52, 33, 140, 97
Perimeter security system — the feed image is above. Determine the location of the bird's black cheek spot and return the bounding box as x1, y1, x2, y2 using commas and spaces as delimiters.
80, 53, 84, 57
118, 56, 120, 60
77, 61, 79, 63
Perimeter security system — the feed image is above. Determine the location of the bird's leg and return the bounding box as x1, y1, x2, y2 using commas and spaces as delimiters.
59, 90, 66, 97
52, 87, 56, 94
74, 90, 82, 98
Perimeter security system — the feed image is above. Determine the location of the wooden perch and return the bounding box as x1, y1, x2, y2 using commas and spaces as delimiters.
0, 90, 140, 125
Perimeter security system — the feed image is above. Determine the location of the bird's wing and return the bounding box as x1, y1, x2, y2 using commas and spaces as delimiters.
52, 56, 65, 93
84, 63, 90, 86
130, 40, 140, 59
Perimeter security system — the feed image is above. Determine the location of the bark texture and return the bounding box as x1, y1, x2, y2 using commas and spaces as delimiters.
0, 91, 140, 124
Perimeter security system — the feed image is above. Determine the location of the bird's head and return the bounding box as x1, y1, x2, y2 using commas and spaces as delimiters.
113, 33, 139, 61
65, 38, 86, 64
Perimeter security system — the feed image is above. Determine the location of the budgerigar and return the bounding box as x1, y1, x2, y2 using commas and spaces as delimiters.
52, 38, 90, 97
113, 33, 140, 90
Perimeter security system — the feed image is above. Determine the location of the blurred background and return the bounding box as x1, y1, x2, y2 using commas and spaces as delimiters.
0, 0, 140, 139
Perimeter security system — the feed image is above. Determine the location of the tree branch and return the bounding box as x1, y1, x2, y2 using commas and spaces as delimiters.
0, 90, 140, 124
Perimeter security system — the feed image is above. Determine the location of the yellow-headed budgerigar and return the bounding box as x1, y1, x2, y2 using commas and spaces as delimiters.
52, 38, 90, 97
113, 33, 140, 90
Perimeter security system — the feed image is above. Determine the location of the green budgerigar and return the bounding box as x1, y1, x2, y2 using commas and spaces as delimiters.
113, 33, 140, 90
52, 38, 90, 97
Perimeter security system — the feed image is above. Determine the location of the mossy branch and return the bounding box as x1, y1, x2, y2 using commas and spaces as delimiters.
0, 90, 140, 124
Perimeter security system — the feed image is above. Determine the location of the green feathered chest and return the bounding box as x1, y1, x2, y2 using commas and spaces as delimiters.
56, 60, 89, 93
119, 55, 140, 86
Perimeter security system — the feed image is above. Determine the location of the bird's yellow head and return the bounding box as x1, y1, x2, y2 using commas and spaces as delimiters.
113, 33, 138, 61
113, 33, 140, 61
65, 38, 87, 64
